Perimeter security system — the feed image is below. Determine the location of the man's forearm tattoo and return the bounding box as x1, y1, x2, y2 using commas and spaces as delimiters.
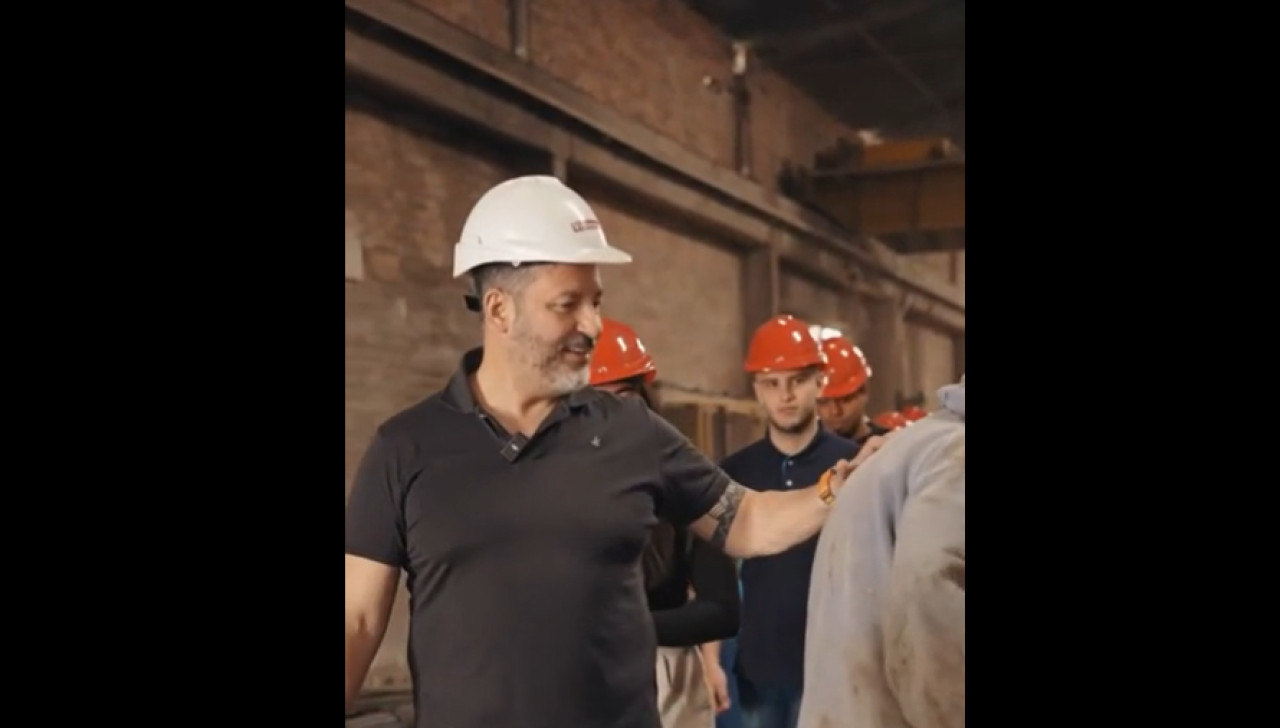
707, 481, 747, 550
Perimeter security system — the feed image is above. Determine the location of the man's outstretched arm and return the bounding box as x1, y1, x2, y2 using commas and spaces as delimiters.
688, 436, 885, 558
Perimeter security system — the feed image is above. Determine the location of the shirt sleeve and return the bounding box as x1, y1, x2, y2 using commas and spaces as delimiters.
651, 538, 741, 646
345, 429, 409, 568
883, 429, 965, 728
646, 405, 732, 525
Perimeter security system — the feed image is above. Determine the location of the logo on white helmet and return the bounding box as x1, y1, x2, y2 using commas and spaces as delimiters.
571, 219, 601, 233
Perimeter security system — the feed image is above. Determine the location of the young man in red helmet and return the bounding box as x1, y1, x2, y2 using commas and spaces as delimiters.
715, 316, 873, 728
589, 318, 740, 728
815, 336, 890, 446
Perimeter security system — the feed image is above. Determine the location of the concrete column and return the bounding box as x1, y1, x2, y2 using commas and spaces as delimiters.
861, 295, 909, 415
740, 246, 780, 395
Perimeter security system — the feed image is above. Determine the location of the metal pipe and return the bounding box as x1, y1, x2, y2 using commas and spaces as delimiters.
729, 41, 752, 177
509, 0, 529, 60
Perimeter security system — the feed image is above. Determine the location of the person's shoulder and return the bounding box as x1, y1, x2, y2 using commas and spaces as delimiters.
718, 438, 769, 470
859, 415, 963, 490
915, 414, 965, 461
579, 386, 628, 412
821, 429, 862, 459
585, 387, 657, 425
374, 389, 453, 444
895, 417, 964, 503
584, 389, 676, 451
899, 413, 965, 453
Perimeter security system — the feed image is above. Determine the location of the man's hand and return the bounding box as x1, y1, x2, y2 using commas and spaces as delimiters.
828, 433, 889, 496
704, 661, 732, 714
853, 434, 889, 466
692, 433, 892, 557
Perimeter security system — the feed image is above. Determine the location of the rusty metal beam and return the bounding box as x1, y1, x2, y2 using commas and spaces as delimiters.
809, 138, 964, 241
811, 164, 964, 237
879, 229, 965, 255
344, 0, 964, 317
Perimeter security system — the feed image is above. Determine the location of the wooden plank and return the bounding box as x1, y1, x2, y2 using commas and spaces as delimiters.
655, 386, 762, 418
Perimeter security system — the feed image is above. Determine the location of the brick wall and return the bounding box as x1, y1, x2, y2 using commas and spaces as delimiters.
576, 180, 747, 396
417, 0, 866, 191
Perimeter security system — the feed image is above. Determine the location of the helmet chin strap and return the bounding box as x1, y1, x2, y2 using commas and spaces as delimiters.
464, 278, 482, 312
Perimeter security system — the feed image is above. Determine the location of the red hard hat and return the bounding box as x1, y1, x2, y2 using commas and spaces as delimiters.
901, 405, 927, 422
589, 318, 657, 386
819, 337, 872, 399
744, 315, 825, 373
872, 410, 908, 430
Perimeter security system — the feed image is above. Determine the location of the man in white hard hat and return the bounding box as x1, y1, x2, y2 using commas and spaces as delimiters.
797, 376, 965, 728
344, 176, 885, 728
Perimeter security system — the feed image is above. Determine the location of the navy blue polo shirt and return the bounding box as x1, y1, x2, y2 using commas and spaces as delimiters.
718, 427, 859, 689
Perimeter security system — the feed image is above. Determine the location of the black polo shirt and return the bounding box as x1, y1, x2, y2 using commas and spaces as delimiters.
718, 427, 859, 690
345, 348, 732, 728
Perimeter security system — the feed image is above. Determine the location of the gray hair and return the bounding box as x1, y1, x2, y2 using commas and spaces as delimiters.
466, 263, 544, 313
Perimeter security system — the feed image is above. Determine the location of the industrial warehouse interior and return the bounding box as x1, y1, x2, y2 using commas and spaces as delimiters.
346, 1, 964, 727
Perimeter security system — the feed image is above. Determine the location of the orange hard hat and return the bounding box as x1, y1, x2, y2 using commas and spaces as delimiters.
589, 317, 657, 386
744, 315, 825, 373
819, 337, 872, 399
901, 405, 927, 421
872, 410, 908, 430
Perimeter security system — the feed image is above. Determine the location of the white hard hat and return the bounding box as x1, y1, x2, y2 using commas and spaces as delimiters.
452, 175, 633, 278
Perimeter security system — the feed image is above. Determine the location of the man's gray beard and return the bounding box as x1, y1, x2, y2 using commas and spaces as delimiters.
510, 319, 589, 397
545, 365, 589, 396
